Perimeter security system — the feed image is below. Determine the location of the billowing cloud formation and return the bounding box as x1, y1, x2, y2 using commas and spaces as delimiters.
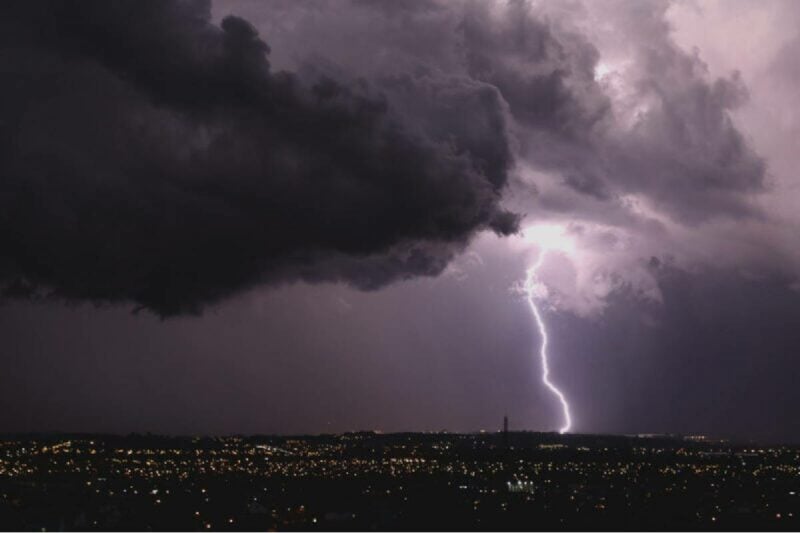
0, 0, 774, 317
222, 0, 771, 316
231, 0, 765, 217
0, 0, 517, 315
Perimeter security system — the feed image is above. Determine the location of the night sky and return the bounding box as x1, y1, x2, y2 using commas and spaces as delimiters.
2, 0, 800, 442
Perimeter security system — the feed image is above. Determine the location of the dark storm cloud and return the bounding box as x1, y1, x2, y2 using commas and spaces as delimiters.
2, 0, 800, 441
0, 0, 518, 315
460, 2, 610, 137
0, 0, 772, 317
234, 0, 766, 225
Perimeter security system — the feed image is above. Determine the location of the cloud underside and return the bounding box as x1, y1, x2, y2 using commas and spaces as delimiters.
0, 0, 765, 315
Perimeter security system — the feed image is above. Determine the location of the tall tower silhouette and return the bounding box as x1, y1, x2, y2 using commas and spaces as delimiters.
503, 415, 509, 449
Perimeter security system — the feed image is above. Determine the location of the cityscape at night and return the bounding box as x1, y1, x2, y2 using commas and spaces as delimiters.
3, 430, 800, 530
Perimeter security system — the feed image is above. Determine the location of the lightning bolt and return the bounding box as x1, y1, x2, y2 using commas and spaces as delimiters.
525, 249, 572, 434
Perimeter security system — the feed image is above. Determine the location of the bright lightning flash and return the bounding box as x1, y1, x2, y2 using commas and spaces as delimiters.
523, 226, 573, 434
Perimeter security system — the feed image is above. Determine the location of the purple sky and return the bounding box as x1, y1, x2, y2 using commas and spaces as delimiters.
2, 0, 800, 441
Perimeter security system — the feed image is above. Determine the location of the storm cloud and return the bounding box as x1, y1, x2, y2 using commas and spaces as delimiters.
3, 0, 800, 440
218, 0, 775, 317
0, 0, 779, 320
0, 0, 518, 315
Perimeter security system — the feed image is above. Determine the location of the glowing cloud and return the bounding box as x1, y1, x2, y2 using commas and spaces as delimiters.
522, 224, 577, 255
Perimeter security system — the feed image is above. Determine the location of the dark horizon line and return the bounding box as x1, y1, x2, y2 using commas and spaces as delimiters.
0, 429, 793, 447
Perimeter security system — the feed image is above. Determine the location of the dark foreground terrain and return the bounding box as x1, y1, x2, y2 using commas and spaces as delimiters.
1, 431, 799, 530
